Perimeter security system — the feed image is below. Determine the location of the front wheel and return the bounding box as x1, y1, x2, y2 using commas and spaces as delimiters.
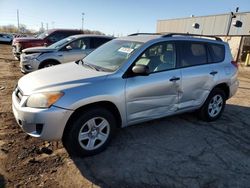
198, 88, 226, 122
39, 61, 58, 69
63, 107, 116, 157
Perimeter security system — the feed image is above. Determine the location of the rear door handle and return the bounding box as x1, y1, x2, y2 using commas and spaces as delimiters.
210, 71, 218, 76
58, 54, 63, 57
169, 77, 180, 82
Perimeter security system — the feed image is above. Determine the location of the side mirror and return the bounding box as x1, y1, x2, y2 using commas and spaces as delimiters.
66, 45, 72, 50
44, 43, 48, 46
132, 64, 149, 76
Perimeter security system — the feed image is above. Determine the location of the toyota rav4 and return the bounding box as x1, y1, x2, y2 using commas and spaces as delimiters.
12, 33, 238, 156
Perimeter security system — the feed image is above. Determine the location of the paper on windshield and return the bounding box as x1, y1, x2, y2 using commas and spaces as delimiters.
118, 47, 134, 54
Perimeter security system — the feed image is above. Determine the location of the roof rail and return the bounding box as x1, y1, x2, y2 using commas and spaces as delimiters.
128, 33, 161, 36
162, 33, 222, 41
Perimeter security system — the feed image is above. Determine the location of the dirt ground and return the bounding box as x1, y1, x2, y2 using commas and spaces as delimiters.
0, 43, 250, 188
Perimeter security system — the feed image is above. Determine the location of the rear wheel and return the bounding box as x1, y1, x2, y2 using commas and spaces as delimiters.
198, 88, 226, 121
63, 107, 116, 157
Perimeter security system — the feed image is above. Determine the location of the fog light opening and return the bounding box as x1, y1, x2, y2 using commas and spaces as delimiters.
18, 119, 22, 125
36, 123, 43, 135
24, 65, 32, 70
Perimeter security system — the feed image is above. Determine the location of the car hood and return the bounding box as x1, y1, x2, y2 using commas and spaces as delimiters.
18, 62, 111, 95
13, 37, 43, 43
22, 46, 56, 54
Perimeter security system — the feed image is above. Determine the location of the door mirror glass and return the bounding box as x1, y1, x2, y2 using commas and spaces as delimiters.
66, 45, 72, 50
132, 64, 149, 76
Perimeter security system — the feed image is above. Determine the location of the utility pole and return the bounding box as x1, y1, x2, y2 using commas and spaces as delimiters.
41, 22, 44, 32
82, 12, 85, 32
17, 9, 20, 32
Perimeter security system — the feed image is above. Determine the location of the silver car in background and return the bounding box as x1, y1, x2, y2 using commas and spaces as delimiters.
0, 33, 13, 43
12, 33, 238, 156
20, 34, 114, 73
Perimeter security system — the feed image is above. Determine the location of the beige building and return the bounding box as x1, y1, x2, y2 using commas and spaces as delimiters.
157, 12, 250, 62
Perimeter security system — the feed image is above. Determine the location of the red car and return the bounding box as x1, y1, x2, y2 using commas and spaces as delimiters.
12, 29, 82, 60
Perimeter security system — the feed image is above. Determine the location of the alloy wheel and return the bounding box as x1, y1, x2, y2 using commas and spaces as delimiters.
78, 117, 110, 150
208, 94, 223, 117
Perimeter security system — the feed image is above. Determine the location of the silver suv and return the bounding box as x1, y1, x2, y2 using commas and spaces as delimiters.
12, 33, 238, 156
20, 35, 113, 73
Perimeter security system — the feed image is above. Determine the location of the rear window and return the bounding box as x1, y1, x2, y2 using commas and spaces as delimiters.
179, 42, 207, 67
208, 44, 225, 63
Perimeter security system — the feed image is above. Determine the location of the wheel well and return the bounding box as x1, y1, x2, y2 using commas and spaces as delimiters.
213, 83, 230, 99
39, 59, 60, 69
62, 101, 122, 141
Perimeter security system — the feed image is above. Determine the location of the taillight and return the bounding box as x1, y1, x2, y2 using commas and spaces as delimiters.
231, 61, 238, 69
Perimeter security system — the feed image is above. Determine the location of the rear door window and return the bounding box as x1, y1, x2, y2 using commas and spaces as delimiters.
208, 43, 225, 63
90, 38, 112, 48
80, 38, 90, 49
179, 42, 207, 67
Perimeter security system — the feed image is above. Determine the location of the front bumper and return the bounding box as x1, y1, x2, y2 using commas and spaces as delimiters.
12, 45, 21, 58
20, 57, 40, 73
12, 91, 74, 140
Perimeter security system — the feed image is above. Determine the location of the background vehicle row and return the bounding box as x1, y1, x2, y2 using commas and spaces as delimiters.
12, 29, 83, 60
20, 35, 114, 73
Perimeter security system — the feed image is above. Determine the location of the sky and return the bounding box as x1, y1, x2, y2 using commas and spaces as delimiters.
0, 0, 250, 36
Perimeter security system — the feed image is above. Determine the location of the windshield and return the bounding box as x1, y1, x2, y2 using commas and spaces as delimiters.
83, 40, 142, 72
36, 31, 49, 39
48, 36, 74, 49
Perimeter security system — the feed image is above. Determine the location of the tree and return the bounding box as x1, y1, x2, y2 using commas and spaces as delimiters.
0, 24, 33, 34
0, 25, 17, 33
19, 24, 27, 33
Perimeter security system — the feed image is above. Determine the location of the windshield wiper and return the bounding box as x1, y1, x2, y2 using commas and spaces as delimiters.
80, 60, 100, 71
94, 65, 113, 72
79, 60, 113, 72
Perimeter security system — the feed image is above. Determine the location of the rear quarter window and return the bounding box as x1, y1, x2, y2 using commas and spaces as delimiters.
208, 43, 225, 63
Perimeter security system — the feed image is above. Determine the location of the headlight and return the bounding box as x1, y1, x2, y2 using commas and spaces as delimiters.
26, 92, 64, 108
22, 53, 41, 60
16, 43, 21, 51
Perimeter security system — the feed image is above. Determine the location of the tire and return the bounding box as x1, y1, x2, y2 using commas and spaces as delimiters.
63, 107, 116, 157
39, 61, 58, 69
198, 88, 226, 122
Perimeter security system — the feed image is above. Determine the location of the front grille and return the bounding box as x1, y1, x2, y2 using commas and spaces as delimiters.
15, 87, 23, 102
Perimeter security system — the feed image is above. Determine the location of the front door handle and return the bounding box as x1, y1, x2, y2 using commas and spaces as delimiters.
210, 71, 218, 76
58, 54, 63, 57
169, 77, 180, 82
